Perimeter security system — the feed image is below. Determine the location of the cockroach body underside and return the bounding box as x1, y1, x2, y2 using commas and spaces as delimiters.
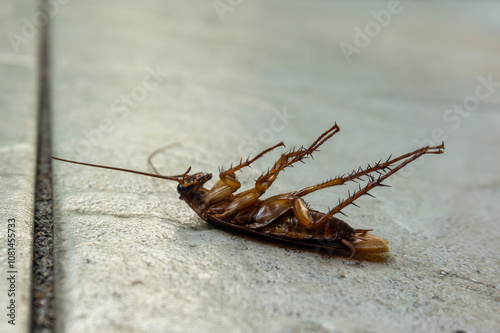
53, 123, 444, 259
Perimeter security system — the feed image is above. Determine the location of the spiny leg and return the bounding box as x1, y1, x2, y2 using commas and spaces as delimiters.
204, 142, 285, 206
294, 143, 444, 198
255, 124, 340, 193
210, 124, 340, 218
219, 141, 285, 177
315, 142, 445, 224
233, 140, 444, 232
281, 143, 444, 228
298, 142, 443, 258
272, 123, 340, 174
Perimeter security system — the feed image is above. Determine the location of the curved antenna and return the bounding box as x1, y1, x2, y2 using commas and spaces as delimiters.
52, 157, 184, 183
147, 142, 181, 175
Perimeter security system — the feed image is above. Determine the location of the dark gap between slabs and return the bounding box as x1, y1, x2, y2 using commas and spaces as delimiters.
32, 0, 55, 331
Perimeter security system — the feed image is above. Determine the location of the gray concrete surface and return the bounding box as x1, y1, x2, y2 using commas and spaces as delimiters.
50, 1, 500, 332
0, 1, 38, 332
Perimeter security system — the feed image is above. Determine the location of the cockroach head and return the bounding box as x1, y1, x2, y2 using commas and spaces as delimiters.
177, 170, 212, 195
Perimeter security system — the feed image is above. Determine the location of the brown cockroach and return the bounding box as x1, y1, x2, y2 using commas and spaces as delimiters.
53, 124, 444, 259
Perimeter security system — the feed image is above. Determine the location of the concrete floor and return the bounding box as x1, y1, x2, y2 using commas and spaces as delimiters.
2, 1, 500, 332
0, 1, 38, 332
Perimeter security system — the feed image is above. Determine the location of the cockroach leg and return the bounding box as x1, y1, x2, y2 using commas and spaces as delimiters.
251, 142, 445, 229
295, 142, 444, 198
247, 141, 444, 238
255, 124, 340, 194
220, 142, 285, 176
267, 124, 340, 176
341, 239, 356, 259
211, 124, 341, 219
317, 143, 445, 225
204, 142, 285, 206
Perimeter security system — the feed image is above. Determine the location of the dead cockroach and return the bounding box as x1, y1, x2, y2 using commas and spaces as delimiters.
53, 124, 444, 259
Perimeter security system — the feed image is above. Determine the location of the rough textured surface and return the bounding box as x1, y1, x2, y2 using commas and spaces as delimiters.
0, 1, 38, 332
51, 1, 500, 332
